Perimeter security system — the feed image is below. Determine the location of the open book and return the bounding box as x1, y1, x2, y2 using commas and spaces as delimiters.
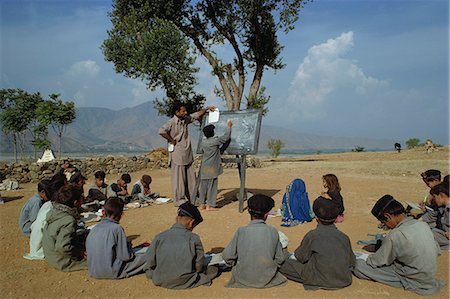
405, 201, 433, 212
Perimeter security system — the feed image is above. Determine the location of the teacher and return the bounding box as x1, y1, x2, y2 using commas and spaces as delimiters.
159, 101, 215, 207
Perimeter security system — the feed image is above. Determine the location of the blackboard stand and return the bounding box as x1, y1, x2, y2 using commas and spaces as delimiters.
192, 154, 247, 213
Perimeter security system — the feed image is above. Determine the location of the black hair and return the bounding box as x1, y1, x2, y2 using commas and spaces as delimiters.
94, 170, 106, 180
103, 197, 124, 219
48, 173, 67, 201
38, 179, 51, 200
121, 173, 131, 184
203, 124, 215, 138
172, 101, 186, 115
69, 172, 86, 184
54, 184, 83, 208
371, 195, 405, 222
430, 183, 449, 197
443, 175, 449, 185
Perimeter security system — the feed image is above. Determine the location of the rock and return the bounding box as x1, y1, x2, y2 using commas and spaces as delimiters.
0, 178, 19, 191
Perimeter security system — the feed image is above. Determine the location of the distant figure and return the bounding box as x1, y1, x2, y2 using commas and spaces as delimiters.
425, 139, 437, 153
394, 143, 401, 153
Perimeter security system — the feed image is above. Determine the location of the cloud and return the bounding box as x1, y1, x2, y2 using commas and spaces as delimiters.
66, 60, 100, 77
286, 31, 388, 120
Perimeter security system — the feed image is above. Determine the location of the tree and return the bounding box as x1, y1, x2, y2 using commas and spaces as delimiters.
36, 94, 76, 159
103, 0, 311, 112
0, 89, 43, 162
351, 145, 365, 152
405, 138, 420, 149
267, 139, 284, 158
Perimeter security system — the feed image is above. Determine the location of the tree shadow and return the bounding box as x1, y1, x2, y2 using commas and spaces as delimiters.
1, 196, 23, 203
216, 188, 280, 208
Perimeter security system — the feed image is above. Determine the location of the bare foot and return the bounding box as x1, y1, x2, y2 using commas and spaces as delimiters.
205, 205, 219, 211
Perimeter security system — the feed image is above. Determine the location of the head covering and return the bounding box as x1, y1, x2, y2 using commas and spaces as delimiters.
421, 169, 441, 181
203, 124, 215, 138
178, 202, 203, 224
248, 194, 275, 215
313, 196, 340, 222
371, 194, 395, 220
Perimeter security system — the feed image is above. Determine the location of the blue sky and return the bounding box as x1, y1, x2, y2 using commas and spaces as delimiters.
1, 0, 448, 144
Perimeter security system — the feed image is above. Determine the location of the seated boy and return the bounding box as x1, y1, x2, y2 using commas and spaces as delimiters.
130, 175, 159, 203
197, 121, 232, 211
353, 195, 444, 295
222, 194, 286, 288
144, 202, 216, 289
86, 170, 108, 201
19, 180, 50, 236
107, 173, 131, 202
409, 169, 442, 221
42, 184, 87, 271
429, 183, 450, 250
86, 197, 147, 278
279, 196, 355, 290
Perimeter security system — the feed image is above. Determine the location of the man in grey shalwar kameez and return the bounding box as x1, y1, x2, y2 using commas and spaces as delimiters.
197, 122, 232, 210
429, 183, 450, 250
222, 194, 287, 288
159, 102, 215, 206
86, 197, 146, 279
353, 195, 444, 295
144, 202, 216, 289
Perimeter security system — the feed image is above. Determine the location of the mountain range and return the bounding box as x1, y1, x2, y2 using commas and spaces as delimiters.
0, 101, 395, 153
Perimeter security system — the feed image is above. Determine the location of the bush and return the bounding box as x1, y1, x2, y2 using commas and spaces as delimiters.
406, 138, 420, 149
352, 146, 365, 152
267, 139, 284, 158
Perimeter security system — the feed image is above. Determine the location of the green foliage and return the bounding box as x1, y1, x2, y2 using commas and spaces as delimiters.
405, 138, 420, 149
267, 139, 284, 158
246, 86, 270, 116
352, 146, 365, 152
153, 93, 206, 117
104, 0, 311, 111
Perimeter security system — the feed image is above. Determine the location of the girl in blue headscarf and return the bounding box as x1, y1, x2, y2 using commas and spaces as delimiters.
281, 179, 314, 227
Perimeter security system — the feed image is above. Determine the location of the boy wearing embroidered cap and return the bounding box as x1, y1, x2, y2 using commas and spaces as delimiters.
144, 202, 217, 289
279, 196, 355, 290
222, 194, 287, 288
353, 195, 444, 295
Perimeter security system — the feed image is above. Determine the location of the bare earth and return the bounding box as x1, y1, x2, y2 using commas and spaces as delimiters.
1, 148, 449, 299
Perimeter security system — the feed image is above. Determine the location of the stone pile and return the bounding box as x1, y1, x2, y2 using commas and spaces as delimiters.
0, 148, 263, 184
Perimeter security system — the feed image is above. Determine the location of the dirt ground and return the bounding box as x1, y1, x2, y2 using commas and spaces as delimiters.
1, 148, 449, 298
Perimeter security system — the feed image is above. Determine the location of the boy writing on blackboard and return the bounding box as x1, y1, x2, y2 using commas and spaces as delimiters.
197, 120, 232, 210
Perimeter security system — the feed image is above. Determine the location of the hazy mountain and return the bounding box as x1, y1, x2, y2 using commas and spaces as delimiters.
0, 101, 395, 153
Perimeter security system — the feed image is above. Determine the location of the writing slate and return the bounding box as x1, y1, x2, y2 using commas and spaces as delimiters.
196, 109, 263, 155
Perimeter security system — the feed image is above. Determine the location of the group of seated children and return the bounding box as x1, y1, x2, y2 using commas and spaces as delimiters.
18, 168, 447, 295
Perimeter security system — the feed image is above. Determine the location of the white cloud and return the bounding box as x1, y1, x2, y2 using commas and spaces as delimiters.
287, 31, 388, 120
66, 60, 100, 77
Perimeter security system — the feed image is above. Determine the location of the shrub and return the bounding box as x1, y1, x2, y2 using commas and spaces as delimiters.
267, 139, 284, 158
405, 138, 420, 149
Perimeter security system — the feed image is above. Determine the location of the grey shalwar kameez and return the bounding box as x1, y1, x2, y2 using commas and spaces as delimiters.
353, 217, 444, 295
19, 193, 43, 236
279, 223, 355, 290
432, 203, 449, 250
86, 218, 146, 279
144, 223, 211, 289
159, 113, 200, 205
222, 219, 287, 288
198, 128, 231, 207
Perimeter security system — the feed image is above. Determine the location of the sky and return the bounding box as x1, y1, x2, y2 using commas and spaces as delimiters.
1, 0, 449, 144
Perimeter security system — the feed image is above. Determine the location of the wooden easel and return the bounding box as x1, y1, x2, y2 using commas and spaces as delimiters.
192, 154, 247, 213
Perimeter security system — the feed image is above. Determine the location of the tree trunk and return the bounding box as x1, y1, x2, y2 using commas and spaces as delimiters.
247, 64, 264, 108
58, 130, 62, 160
13, 134, 18, 163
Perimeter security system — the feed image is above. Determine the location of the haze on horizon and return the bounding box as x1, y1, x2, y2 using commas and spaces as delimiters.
1, 0, 448, 144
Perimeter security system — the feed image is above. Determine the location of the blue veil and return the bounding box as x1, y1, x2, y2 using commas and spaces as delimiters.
281, 178, 314, 227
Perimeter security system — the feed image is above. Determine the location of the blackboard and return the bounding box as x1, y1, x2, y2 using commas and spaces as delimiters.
196, 109, 263, 155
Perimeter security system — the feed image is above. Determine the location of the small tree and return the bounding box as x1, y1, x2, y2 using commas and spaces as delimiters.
36, 94, 76, 159
267, 139, 284, 158
352, 145, 365, 152
406, 138, 420, 149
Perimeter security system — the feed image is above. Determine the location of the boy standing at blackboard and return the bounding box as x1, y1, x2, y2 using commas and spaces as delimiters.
197, 120, 232, 210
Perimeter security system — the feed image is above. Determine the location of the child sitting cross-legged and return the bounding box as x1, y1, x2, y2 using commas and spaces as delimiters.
429, 183, 450, 250
353, 195, 444, 295
42, 184, 87, 272
222, 194, 287, 288
280, 196, 355, 290
144, 202, 218, 289
86, 197, 147, 279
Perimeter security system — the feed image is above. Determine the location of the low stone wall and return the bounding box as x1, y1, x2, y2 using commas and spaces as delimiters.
0, 150, 263, 184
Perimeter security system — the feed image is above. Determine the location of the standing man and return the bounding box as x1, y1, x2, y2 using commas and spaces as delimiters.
159, 102, 215, 206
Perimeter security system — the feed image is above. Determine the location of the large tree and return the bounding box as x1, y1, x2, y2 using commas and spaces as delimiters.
0, 89, 43, 162
35, 94, 76, 159
103, 0, 310, 112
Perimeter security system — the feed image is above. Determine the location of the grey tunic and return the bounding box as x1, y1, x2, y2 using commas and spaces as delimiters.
222, 219, 287, 288
432, 203, 450, 250
86, 218, 146, 279
199, 128, 231, 179
280, 223, 355, 289
19, 193, 43, 236
144, 223, 211, 289
353, 217, 444, 295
